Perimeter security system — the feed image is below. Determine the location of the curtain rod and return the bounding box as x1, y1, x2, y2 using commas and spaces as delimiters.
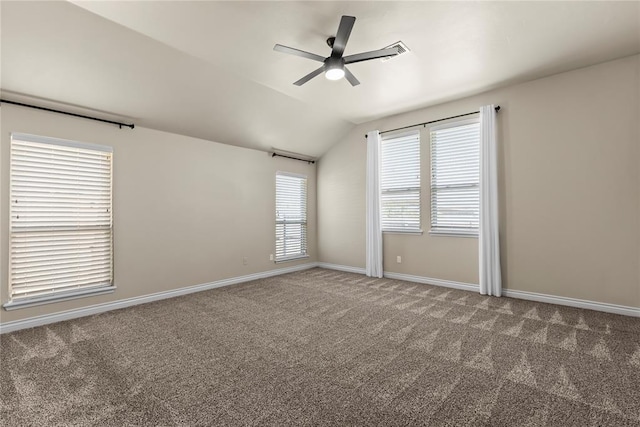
366, 105, 500, 138
271, 152, 315, 164
0, 99, 135, 129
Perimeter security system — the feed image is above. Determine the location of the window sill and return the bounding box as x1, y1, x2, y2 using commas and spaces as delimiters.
275, 254, 310, 264
382, 229, 423, 235
429, 229, 478, 238
3, 286, 116, 311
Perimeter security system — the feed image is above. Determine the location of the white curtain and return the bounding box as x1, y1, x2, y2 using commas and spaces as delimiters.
366, 130, 383, 278
479, 105, 502, 296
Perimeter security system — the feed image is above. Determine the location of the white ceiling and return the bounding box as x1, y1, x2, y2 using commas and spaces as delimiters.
2, 1, 639, 157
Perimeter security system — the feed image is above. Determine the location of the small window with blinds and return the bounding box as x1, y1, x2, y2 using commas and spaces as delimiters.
380, 130, 421, 232
7, 133, 114, 308
275, 172, 308, 262
430, 120, 480, 236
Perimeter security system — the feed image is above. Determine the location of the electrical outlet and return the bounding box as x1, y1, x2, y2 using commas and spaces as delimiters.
396, 255, 402, 264
242, 257, 248, 265
269, 254, 274, 261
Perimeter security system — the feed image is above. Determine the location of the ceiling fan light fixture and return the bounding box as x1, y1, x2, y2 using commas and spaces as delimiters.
324, 56, 345, 80
325, 66, 345, 80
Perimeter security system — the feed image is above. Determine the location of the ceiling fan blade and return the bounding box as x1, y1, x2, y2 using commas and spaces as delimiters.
331, 15, 355, 58
343, 47, 400, 64
344, 67, 360, 86
274, 44, 326, 62
293, 66, 325, 86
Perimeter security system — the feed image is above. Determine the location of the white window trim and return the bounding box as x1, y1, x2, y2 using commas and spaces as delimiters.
4, 133, 114, 310
11, 132, 113, 153
3, 286, 116, 311
383, 229, 424, 235
429, 118, 480, 237
275, 170, 307, 180
429, 117, 479, 133
429, 229, 478, 238
274, 254, 310, 264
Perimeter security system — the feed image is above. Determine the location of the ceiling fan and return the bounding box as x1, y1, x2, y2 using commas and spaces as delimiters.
273, 15, 400, 86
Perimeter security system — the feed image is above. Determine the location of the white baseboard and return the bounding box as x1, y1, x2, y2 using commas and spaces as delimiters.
316, 262, 366, 275
0, 263, 317, 334
317, 264, 478, 292
503, 289, 640, 317
383, 271, 479, 292
316, 264, 640, 317
3, 262, 638, 334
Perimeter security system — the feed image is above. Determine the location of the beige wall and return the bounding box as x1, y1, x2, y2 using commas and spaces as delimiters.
0, 105, 317, 324
318, 55, 640, 308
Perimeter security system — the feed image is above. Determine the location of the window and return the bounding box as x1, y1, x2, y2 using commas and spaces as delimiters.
430, 120, 480, 235
6, 133, 114, 308
275, 172, 307, 262
380, 130, 421, 232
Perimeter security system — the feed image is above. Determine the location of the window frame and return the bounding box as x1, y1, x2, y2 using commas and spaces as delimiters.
429, 117, 480, 238
275, 171, 309, 263
4, 133, 115, 310
380, 129, 422, 234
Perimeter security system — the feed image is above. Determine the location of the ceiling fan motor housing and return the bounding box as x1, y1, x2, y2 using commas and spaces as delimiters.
324, 56, 344, 71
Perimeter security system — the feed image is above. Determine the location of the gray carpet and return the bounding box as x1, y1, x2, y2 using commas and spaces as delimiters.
1, 267, 640, 426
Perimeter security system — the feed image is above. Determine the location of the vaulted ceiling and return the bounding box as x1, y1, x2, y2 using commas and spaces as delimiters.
2, 1, 639, 157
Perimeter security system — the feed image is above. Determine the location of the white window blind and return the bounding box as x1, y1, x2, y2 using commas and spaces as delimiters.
430, 121, 480, 234
380, 131, 421, 231
275, 172, 307, 261
9, 133, 113, 301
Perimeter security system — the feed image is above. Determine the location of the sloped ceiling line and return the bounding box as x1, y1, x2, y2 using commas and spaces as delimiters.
2, 1, 638, 157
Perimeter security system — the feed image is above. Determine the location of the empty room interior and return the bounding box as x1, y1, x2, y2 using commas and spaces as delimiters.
1, 1, 639, 425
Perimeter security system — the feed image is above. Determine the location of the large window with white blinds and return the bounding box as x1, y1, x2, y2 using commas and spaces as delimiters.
275, 172, 307, 262
380, 130, 421, 232
7, 133, 114, 307
430, 120, 480, 235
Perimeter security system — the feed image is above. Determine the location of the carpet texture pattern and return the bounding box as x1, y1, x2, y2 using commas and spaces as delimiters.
1, 268, 640, 426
